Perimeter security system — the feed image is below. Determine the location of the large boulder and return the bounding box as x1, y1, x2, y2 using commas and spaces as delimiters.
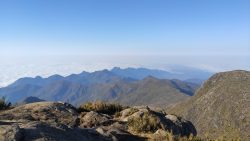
96, 126, 146, 141
164, 114, 197, 136
0, 102, 79, 127
79, 111, 113, 128
0, 120, 111, 141
119, 108, 139, 121
20, 121, 110, 141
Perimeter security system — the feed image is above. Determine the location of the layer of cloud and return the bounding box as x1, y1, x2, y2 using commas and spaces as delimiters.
0, 54, 249, 87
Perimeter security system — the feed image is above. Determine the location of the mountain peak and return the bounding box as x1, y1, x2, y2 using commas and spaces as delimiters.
48, 74, 63, 79
21, 96, 45, 104
35, 76, 43, 79
80, 71, 89, 75
111, 67, 121, 71
143, 75, 158, 81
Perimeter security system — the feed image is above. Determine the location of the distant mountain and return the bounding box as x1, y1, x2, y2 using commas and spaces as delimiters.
20, 96, 45, 104
113, 76, 198, 107
111, 67, 212, 81
184, 79, 204, 85
111, 67, 173, 80
5, 67, 211, 89
0, 84, 41, 103
8, 75, 65, 89
10, 69, 134, 87
167, 70, 250, 140
0, 69, 199, 107
33, 76, 196, 107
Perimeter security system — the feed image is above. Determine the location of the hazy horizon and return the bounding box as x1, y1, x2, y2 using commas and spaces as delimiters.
0, 54, 249, 87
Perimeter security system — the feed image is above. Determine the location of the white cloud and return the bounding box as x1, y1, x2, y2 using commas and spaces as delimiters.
0, 54, 249, 87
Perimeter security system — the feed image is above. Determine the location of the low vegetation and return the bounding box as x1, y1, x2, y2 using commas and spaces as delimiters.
128, 111, 161, 133
126, 108, 139, 116
78, 101, 124, 115
147, 130, 240, 141
151, 132, 203, 141
0, 97, 11, 111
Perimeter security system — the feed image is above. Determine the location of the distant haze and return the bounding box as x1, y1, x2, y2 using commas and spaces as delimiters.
0, 55, 249, 87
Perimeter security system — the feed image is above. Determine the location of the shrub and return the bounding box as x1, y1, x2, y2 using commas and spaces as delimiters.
78, 101, 124, 115
128, 111, 161, 133
0, 97, 11, 111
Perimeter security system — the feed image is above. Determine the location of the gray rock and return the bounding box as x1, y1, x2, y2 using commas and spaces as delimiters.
123, 107, 197, 136
96, 126, 146, 141
0, 102, 79, 127
20, 121, 109, 141
0, 123, 23, 141
0, 101, 197, 140
80, 111, 113, 128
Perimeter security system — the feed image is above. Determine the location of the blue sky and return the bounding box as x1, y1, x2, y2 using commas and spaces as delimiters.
0, 0, 249, 55
0, 0, 249, 76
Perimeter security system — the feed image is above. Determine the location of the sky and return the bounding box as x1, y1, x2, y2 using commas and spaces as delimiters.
0, 0, 249, 86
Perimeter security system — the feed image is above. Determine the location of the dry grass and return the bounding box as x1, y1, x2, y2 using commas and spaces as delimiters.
78, 101, 124, 115
128, 111, 161, 133
127, 108, 139, 116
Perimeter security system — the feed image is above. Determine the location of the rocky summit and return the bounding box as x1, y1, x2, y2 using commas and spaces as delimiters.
0, 102, 196, 141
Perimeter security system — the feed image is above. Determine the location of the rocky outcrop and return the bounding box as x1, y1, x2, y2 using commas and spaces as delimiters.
0, 121, 111, 141
0, 102, 196, 141
96, 126, 146, 141
79, 111, 113, 128
119, 106, 196, 136
0, 102, 79, 127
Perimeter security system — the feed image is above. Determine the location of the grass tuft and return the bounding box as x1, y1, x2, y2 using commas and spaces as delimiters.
128, 111, 160, 133
78, 101, 124, 115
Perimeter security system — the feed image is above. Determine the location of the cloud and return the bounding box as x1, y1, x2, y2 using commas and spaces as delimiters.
0, 54, 249, 87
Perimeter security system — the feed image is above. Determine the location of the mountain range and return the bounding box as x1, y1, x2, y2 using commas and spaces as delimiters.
0, 67, 203, 107
1, 69, 249, 140
111, 67, 212, 82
